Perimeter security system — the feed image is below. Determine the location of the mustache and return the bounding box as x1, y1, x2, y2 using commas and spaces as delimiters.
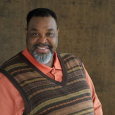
32, 43, 53, 50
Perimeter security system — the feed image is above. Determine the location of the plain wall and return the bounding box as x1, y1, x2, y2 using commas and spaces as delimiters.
0, 0, 115, 114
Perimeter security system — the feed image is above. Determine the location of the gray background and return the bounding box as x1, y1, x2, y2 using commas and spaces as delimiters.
0, 0, 115, 114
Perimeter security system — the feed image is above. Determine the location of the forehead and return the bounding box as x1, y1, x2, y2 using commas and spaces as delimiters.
28, 16, 57, 30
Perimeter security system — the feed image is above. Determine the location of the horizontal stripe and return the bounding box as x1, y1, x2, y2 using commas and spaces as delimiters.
67, 71, 84, 81
63, 55, 75, 61
21, 78, 46, 87
28, 84, 62, 99
47, 100, 94, 115
28, 89, 91, 115
5, 63, 28, 71
28, 78, 87, 99
59, 53, 69, 57
72, 108, 94, 115
29, 82, 90, 107
2, 55, 19, 66
67, 78, 86, 86
15, 71, 42, 83
65, 59, 81, 69
10, 68, 32, 75
67, 66, 82, 73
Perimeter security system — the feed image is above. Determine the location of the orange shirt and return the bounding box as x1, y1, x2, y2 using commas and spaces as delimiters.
22, 47, 63, 82
0, 48, 103, 115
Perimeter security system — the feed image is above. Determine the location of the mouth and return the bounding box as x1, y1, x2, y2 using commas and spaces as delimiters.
35, 46, 49, 53
37, 46, 49, 49
32, 43, 53, 54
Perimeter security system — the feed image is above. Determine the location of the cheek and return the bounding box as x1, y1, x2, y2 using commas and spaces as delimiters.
27, 37, 37, 47
51, 38, 58, 49
56, 38, 58, 46
55, 37, 58, 46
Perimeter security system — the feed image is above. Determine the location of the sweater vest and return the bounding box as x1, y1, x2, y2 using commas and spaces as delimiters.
0, 52, 94, 115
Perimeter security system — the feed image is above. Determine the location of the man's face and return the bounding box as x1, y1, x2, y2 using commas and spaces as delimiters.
25, 16, 59, 64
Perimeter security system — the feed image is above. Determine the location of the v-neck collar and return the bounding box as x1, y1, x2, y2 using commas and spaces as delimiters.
20, 49, 67, 86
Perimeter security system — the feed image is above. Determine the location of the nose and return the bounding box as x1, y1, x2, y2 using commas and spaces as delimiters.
37, 36, 47, 44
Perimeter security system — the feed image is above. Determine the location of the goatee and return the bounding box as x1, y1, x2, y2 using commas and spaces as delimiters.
32, 43, 53, 64
33, 51, 53, 64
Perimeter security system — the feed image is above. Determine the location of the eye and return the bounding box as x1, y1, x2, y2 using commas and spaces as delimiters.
32, 33, 39, 36
46, 33, 54, 37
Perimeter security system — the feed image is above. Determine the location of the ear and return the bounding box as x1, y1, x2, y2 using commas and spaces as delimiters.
57, 29, 59, 34
25, 28, 27, 36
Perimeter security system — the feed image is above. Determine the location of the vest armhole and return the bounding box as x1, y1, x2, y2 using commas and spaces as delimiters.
74, 57, 85, 75
0, 68, 30, 115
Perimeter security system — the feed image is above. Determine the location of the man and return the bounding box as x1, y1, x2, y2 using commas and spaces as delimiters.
0, 8, 103, 115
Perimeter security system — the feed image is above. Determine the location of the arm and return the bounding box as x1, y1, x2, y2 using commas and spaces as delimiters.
0, 73, 24, 115
82, 64, 103, 115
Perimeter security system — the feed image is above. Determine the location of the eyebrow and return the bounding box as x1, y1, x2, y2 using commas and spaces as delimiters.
31, 28, 38, 31
47, 28, 54, 31
30, 28, 55, 32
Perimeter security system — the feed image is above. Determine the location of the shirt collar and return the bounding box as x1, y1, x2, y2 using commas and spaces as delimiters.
22, 47, 62, 74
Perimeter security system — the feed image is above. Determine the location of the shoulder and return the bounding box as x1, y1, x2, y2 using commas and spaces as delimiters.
0, 52, 22, 69
58, 52, 82, 64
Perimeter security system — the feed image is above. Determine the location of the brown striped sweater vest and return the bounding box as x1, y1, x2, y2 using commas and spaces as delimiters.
0, 52, 94, 115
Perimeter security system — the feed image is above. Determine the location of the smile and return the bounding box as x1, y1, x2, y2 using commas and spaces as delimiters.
36, 46, 49, 53
37, 47, 48, 49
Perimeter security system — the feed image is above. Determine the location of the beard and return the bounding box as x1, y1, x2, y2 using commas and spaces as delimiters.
33, 51, 53, 64
31, 43, 53, 64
